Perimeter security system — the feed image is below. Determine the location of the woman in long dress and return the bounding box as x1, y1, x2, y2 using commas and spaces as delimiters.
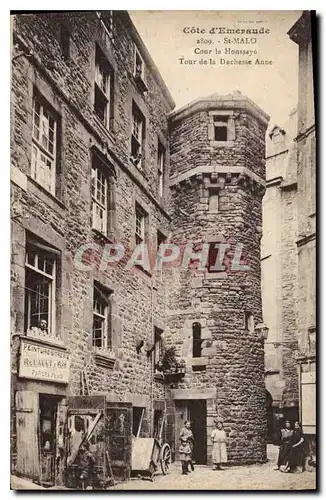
284, 421, 305, 473
275, 420, 293, 470
211, 420, 227, 470
179, 421, 194, 475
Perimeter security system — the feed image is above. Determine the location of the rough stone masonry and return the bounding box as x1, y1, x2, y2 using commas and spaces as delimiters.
165, 94, 269, 464
10, 11, 270, 480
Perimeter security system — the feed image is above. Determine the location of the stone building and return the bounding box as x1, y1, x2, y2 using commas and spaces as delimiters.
288, 11, 316, 452
262, 110, 299, 440
262, 11, 316, 452
10, 11, 269, 486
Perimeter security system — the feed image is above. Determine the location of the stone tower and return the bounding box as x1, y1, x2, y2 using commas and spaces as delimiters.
165, 92, 270, 465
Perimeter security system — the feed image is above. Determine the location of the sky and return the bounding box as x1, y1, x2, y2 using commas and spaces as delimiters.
130, 10, 301, 129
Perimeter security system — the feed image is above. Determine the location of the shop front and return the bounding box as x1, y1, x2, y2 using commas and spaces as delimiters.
13, 336, 70, 487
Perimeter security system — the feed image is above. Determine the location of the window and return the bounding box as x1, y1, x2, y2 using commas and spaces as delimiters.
31, 94, 57, 195
134, 48, 144, 79
133, 47, 147, 92
157, 231, 166, 251
39, 395, 59, 452
96, 11, 114, 42
154, 327, 163, 369
208, 188, 219, 212
192, 322, 202, 358
245, 312, 254, 332
60, 24, 70, 60
131, 102, 145, 167
308, 327, 316, 352
93, 284, 111, 349
94, 45, 113, 128
135, 204, 146, 245
206, 242, 219, 273
92, 160, 108, 236
157, 142, 165, 197
213, 116, 228, 141
24, 239, 57, 339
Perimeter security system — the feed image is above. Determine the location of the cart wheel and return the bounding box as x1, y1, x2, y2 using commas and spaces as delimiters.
160, 443, 171, 475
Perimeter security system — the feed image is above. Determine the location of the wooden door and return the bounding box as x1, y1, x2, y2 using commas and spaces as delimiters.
15, 391, 39, 479
174, 400, 189, 461
189, 400, 207, 464
106, 402, 132, 480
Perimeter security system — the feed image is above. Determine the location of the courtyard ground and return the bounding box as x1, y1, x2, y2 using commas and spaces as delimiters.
109, 445, 316, 491
11, 445, 316, 491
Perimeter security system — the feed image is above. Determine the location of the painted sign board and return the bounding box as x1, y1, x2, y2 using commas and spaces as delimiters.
19, 338, 70, 384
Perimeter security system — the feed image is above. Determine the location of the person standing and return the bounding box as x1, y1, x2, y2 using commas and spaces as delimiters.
211, 420, 228, 470
274, 420, 293, 471
179, 421, 194, 475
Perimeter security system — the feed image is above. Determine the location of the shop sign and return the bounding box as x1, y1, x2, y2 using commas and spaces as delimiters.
19, 338, 70, 384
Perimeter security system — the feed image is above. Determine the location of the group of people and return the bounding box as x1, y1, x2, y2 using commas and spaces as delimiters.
275, 420, 305, 473
179, 419, 228, 475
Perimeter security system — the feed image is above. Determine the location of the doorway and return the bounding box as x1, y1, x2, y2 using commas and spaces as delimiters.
39, 394, 61, 486
175, 399, 207, 464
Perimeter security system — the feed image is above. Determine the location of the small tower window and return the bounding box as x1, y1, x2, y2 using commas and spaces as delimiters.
208, 188, 219, 212
213, 116, 228, 141
245, 312, 254, 332
192, 322, 202, 358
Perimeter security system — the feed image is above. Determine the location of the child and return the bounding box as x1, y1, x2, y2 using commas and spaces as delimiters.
211, 419, 227, 470
179, 421, 194, 475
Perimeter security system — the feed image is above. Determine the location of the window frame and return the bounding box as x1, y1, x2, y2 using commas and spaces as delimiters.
192, 322, 202, 358
245, 312, 254, 333
208, 111, 236, 146
208, 187, 219, 213
94, 44, 113, 129
91, 162, 109, 236
92, 283, 112, 350
131, 102, 145, 168
135, 203, 146, 246
31, 94, 57, 195
133, 46, 145, 81
157, 142, 165, 197
24, 244, 57, 338
213, 116, 229, 142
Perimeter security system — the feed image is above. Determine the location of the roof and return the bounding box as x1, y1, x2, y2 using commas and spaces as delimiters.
169, 91, 270, 126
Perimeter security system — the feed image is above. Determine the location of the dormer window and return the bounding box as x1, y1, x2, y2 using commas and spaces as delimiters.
133, 46, 148, 93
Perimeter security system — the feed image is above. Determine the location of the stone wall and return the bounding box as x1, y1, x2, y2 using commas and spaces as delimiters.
11, 11, 173, 442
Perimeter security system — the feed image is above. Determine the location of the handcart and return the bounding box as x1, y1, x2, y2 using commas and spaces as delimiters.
131, 408, 171, 480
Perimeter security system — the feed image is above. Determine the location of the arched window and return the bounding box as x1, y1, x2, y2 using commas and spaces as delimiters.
192, 322, 202, 358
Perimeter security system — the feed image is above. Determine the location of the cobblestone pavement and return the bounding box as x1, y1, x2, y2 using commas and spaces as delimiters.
11, 446, 316, 491
110, 446, 316, 491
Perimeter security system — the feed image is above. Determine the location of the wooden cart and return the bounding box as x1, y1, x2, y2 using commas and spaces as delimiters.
131, 408, 171, 480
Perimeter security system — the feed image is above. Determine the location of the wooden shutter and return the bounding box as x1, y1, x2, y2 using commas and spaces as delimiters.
15, 391, 39, 479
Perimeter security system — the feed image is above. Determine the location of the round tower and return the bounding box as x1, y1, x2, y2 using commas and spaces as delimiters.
166, 92, 270, 465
